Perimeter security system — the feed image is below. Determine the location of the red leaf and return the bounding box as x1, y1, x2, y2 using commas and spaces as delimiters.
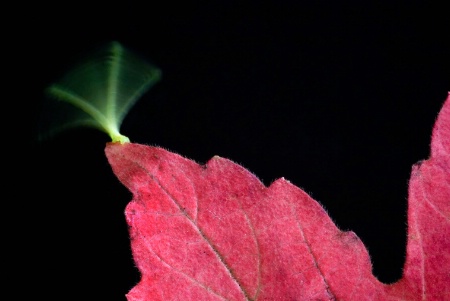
106, 94, 449, 300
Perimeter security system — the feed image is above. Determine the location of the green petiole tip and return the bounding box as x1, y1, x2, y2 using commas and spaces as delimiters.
40, 41, 161, 143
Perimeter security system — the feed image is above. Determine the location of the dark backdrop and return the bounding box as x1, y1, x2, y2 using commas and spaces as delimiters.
21, 1, 449, 300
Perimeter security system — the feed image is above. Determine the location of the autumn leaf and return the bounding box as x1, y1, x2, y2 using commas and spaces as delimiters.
40, 41, 448, 300
105, 94, 449, 301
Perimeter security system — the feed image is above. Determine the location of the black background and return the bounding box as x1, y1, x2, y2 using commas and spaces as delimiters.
21, 1, 449, 300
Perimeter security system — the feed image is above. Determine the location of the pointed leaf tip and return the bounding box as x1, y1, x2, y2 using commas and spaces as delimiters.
431, 93, 450, 162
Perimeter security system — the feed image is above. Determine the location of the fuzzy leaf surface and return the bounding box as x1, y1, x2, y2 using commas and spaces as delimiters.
106, 94, 449, 300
